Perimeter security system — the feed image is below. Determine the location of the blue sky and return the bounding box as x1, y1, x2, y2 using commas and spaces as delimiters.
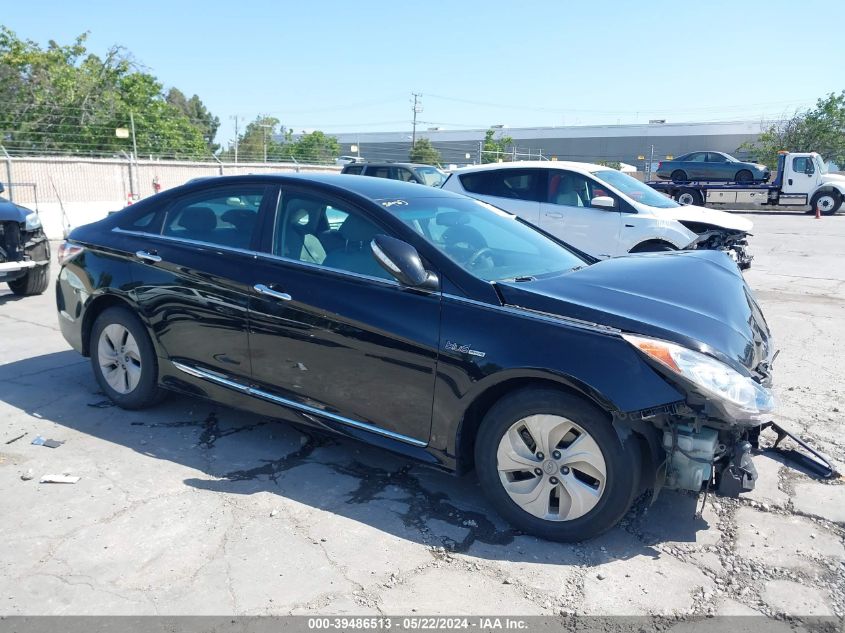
5, 0, 843, 145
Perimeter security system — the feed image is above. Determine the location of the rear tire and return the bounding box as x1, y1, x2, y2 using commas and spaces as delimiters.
475, 387, 641, 542
810, 191, 841, 216
735, 170, 753, 183
90, 307, 166, 409
671, 170, 688, 183
675, 188, 703, 206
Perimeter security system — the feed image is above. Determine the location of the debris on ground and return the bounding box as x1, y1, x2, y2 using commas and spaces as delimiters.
30, 436, 64, 448
5, 433, 26, 445
87, 400, 115, 409
20, 469, 34, 481
39, 474, 80, 484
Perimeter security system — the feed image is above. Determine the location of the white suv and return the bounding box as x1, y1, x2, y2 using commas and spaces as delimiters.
442, 162, 753, 267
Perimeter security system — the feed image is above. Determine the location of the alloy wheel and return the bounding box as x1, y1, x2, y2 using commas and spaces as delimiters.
496, 414, 607, 521
97, 324, 142, 394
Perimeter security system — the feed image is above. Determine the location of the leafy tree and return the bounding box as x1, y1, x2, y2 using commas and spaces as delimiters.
166, 88, 220, 153
0, 27, 214, 158
409, 138, 441, 165
287, 131, 340, 164
481, 128, 514, 163
741, 91, 845, 168
219, 115, 286, 162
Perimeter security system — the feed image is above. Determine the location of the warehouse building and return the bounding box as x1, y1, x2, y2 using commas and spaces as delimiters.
333, 120, 768, 170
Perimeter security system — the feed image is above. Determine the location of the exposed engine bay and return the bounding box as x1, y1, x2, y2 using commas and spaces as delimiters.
680, 221, 753, 270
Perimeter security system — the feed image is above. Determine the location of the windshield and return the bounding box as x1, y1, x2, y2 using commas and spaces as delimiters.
815, 155, 829, 174
590, 169, 679, 209
379, 196, 586, 281
415, 166, 447, 187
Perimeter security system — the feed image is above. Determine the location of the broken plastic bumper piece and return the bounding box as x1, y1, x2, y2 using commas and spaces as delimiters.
753, 421, 838, 480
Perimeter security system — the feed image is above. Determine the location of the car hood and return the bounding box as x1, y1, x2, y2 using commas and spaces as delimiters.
496, 249, 771, 375
822, 173, 845, 185
654, 204, 753, 232
0, 198, 34, 223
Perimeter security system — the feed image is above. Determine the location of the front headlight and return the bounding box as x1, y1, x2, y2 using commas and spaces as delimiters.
623, 334, 774, 418
24, 212, 42, 231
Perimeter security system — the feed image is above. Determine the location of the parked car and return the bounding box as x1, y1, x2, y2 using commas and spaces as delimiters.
56, 174, 775, 541
655, 152, 770, 183
442, 162, 754, 268
0, 182, 50, 296
341, 161, 447, 187
335, 155, 364, 166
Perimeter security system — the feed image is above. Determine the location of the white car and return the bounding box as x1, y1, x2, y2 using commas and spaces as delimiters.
442, 161, 753, 268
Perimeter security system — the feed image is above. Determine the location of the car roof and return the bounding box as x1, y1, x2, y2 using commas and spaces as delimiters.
352, 162, 437, 168
180, 172, 459, 202
450, 160, 610, 175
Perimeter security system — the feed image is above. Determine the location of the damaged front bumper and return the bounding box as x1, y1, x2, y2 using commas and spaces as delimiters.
689, 230, 753, 270
654, 415, 837, 500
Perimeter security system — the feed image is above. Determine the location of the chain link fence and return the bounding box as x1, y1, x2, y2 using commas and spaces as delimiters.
0, 151, 339, 239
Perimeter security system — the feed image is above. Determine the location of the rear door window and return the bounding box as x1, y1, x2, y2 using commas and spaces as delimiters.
459, 169, 545, 201
343, 164, 364, 175
162, 185, 268, 250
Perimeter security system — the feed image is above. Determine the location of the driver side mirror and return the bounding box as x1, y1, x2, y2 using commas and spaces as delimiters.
590, 195, 616, 210
0, 181, 5, 194
371, 234, 438, 290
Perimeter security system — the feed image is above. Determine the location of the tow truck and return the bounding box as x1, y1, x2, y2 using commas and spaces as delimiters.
647, 151, 844, 215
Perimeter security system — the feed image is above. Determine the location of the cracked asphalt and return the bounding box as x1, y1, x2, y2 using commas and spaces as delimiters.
0, 211, 843, 618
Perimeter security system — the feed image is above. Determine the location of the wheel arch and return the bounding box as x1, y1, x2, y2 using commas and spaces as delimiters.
453, 372, 616, 475
81, 292, 143, 357
628, 238, 680, 253
811, 184, 845, 198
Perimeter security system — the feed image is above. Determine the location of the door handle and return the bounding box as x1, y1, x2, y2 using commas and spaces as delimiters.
254, 284, 292, 301
135, 250, 161, 264
544, 212, 564, 219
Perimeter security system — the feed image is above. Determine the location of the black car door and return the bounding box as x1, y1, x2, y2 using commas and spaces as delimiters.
127, 182, 274, 383
246, 187, 441, 445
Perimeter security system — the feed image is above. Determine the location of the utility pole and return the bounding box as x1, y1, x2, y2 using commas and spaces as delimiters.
129, 111, 138, 160
129, 112, 139, 199
478, 140, 483, 165
231, 115, 240, 163
411, 92, 422, 148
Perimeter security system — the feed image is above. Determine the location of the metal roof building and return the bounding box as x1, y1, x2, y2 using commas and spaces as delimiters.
333, 120, 768, 169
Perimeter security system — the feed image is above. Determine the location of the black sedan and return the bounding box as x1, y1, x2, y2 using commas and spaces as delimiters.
656, 151, 770, 183
56, 174, 776, 541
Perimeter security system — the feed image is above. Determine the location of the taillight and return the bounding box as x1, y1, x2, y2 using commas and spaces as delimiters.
57, 241, 84, 266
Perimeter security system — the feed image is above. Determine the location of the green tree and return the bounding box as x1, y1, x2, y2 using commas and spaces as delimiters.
166, 88, 220, 153
221, 115, 285, 162
741, 91, 845, 168
287, 130, 340, 164
481, 128, 514, 163
409, 138, 441, 165
0, 27, 214, 159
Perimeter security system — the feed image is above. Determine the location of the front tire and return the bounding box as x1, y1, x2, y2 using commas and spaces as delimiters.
810, 191, 841, 216
8, 264, 49, 296
90, 307, 165, 409
735, 170, 753, 183
475, 388, 641, 542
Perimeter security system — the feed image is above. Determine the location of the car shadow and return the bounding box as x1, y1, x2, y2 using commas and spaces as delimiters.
0, 350, 716, 565
0, 289, 27, 305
